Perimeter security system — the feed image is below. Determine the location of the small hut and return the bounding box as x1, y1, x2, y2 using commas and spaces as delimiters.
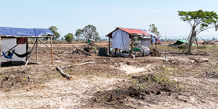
0, 27, 56, 67
106, 27, 151, 56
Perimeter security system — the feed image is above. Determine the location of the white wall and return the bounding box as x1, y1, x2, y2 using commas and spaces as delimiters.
1, 38, 26, 62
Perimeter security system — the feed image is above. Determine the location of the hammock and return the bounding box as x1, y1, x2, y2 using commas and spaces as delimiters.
14, 51, 31, 58
2, 50, 15, 58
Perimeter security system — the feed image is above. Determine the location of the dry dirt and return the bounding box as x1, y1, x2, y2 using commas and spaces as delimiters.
0, 45, 218, 109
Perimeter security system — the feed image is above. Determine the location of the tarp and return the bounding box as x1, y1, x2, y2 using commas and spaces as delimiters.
172, 40, 188, 45
112, 29, 130, 51
0, 27, 54, 37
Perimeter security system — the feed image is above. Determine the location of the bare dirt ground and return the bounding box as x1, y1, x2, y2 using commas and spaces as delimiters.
0, 44, 218, 109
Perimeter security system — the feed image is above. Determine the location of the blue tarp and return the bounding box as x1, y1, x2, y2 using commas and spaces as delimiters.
0, 27, 54, 37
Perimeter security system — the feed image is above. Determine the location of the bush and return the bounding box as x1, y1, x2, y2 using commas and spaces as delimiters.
179, 44, 186, 49
198, 45, 207, 49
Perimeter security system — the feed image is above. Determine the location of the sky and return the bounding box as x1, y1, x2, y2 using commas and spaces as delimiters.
0, 0, 218, 39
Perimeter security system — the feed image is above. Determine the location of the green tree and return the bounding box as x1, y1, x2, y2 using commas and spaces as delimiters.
178, 10, 218, 54
149, 24, 160, 36
75, 29, 83, 40
82, 25, 99, 39
49, 26, 60, 40
95, 36, 101, 41
64, 33, 74, 43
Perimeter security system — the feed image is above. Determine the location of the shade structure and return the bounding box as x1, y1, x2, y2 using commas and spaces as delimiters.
107, 27, 151, 38
0, 27, 54, 37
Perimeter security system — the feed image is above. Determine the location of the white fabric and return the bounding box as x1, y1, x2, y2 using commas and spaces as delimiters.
141, 38, 151, 48
137, 38, 151, 54
1, 38, 26, 62
112, 29, 130, 51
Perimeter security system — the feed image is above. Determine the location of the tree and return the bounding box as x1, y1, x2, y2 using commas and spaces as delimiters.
82, 25, 99, 39
64, 33, 74, 43
49, 26, 60, 40
95, 36, 101, 41
178, 10, 218, 54
149, 24, 160, 36
75, 29, 83, 40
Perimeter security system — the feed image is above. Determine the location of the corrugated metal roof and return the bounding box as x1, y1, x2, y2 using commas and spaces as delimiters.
120, 28, 150, 36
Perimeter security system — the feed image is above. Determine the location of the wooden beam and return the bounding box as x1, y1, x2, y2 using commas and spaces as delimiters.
38, 38, 64, 61
51, 37, 54, 64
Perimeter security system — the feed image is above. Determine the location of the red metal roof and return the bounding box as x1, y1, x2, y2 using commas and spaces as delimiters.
119, 28, 150, 36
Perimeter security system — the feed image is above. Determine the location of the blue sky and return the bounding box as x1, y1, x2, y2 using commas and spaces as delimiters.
0, 0, 218, 39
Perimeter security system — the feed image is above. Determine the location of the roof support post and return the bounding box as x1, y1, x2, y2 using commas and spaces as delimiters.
0, 36, 1, 67
26, 38, 28, 61
109, 37, 110, 56
51, 37, 53, 64
36, 38, 38, 63
130, 35, 133, 55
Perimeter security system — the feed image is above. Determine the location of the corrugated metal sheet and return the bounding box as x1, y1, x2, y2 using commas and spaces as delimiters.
120, 28, 150, 36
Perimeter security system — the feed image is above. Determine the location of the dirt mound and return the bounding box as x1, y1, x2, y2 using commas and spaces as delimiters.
88, 74, 179, 108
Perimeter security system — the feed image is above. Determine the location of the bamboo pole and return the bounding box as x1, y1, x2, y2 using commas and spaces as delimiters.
51, 37, 53, 64
38, 38, 64, 61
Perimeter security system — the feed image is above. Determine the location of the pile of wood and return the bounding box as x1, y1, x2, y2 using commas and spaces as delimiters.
72, 45, 91, 56
150, 48, 161, 57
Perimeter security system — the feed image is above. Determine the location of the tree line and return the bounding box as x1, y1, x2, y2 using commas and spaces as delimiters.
48, 25, 100, 43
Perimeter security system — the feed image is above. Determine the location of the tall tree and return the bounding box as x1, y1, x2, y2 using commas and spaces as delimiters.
75, 29, 83, 40
82, 25, 99, 39
64, 33, 74, 43
178, 10, 218, 54
49, 26, 60, 40
149, 24, 160, 36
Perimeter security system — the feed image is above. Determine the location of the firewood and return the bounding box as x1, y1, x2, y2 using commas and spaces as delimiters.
56, 66, 71, 80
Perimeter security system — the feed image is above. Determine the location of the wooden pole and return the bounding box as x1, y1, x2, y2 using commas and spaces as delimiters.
131, 35, 133, 54
109, 37, 110, 56
38, 38, 64, 61
0, 36, 1, 67
25, 39, 37, 66
36, 38, 38, 63
51, 37, 53, 64
26, 38, 28, 61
